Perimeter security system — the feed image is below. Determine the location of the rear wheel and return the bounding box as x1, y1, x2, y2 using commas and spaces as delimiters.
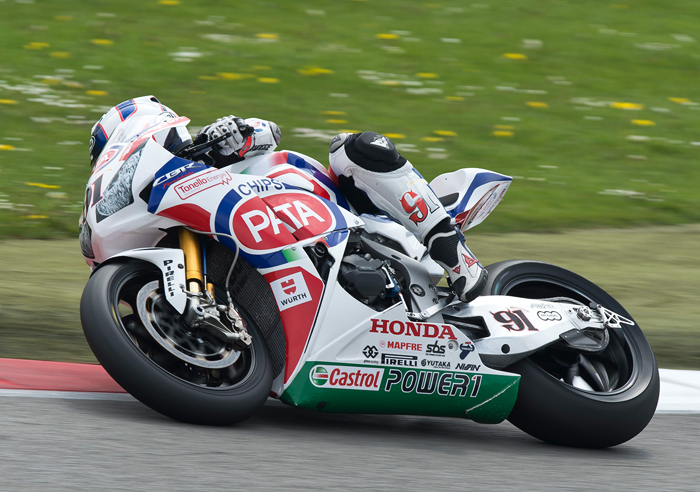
485, 260, 659, 448
80, 260, 273, 425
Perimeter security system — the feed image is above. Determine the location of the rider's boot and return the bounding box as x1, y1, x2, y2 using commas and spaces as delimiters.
424, 218, 487, 303
328, 131, 487, 302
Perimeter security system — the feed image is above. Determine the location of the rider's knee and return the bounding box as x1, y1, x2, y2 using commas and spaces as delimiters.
329, 132, 407, 177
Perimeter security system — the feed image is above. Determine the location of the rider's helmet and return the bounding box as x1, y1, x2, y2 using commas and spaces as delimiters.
89, 95, 179, 167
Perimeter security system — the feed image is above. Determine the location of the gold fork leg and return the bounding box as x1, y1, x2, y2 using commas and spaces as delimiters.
178, 228, 203, 293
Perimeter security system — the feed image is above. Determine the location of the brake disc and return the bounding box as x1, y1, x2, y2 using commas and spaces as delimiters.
135, 281, 240, 369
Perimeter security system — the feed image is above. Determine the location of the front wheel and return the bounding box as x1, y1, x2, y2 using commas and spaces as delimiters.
485, 260, 659, 448
80, 260, 273, 425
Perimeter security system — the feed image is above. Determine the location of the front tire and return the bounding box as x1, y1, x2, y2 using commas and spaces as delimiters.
485, 260, 659, 448
80, 260, 273, 425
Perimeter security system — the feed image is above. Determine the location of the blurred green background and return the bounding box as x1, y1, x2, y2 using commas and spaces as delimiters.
0, 0, 698, 367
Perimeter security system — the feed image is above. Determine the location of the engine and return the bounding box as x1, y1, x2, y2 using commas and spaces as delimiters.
338, 253, 399, 310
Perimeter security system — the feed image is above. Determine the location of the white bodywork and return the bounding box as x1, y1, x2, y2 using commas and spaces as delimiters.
80, 116, 600, 405
110, 248, 188, 314
430, 168, 512, 232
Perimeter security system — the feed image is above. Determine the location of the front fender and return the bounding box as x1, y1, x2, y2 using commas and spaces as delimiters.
94, 248, 187, 314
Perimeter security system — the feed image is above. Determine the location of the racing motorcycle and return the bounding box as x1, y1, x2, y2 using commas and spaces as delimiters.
79, 116, 659, 448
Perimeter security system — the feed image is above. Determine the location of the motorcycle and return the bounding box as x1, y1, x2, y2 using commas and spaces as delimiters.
79, 116, 659, 448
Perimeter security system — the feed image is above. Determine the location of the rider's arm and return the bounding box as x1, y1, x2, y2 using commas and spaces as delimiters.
196, 116, 281, 168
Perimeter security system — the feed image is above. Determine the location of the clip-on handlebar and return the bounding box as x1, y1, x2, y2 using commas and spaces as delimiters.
176, 131, 232, 160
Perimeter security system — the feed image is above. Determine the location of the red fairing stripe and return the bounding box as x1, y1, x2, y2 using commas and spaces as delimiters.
267, 168, 332, 200
263, 267, 324, 383
271, 151, 289, 166
157, 203, 212, 232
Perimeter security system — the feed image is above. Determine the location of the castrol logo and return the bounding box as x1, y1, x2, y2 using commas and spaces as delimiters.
309, 365, 384, 391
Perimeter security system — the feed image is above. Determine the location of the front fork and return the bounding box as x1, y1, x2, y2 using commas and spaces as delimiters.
177, 227, 252, 348
178, 228, 214, 297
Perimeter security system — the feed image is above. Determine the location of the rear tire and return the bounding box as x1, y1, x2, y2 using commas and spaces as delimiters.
484, 260, 659, 448
80, 260, 273, 425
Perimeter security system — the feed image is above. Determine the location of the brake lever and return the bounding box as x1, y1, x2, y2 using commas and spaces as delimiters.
177, 131, 233, 159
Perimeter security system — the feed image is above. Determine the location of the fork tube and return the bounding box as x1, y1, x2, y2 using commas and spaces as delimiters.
179, 228, 203, 293
200, 235, 216, 298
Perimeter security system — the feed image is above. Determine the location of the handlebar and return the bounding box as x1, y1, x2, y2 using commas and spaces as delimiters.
176, 131, 233, 160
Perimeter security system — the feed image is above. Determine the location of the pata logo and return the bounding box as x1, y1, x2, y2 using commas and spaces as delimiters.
232, 192, 334, 251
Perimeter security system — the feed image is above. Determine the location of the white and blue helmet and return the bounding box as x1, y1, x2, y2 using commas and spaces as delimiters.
89, 95, 189, 166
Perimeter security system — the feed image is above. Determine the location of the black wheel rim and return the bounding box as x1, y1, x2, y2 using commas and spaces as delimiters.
494, 273, 639, 396
112, 269, 257, 390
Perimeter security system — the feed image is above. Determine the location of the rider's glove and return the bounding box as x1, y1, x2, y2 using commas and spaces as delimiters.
200, 115, 255, 157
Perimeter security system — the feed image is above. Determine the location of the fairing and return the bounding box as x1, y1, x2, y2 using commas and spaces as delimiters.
430, 168, 512, 232
81, 119, 536, 424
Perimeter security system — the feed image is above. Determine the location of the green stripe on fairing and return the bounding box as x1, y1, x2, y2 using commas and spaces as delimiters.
282, 247, 306, 262
280, 362, 520, 424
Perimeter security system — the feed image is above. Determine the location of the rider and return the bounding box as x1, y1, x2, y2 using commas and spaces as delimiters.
88, 96, 487, 302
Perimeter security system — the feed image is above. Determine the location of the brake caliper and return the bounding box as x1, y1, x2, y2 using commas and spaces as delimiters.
183, 292, 252, 349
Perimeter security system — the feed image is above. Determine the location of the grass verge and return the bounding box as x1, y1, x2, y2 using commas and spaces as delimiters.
2, 0, 700, 238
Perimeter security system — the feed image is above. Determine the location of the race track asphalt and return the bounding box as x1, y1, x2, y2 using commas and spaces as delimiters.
2, 359, 700, 491
0, 395, 699, 491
